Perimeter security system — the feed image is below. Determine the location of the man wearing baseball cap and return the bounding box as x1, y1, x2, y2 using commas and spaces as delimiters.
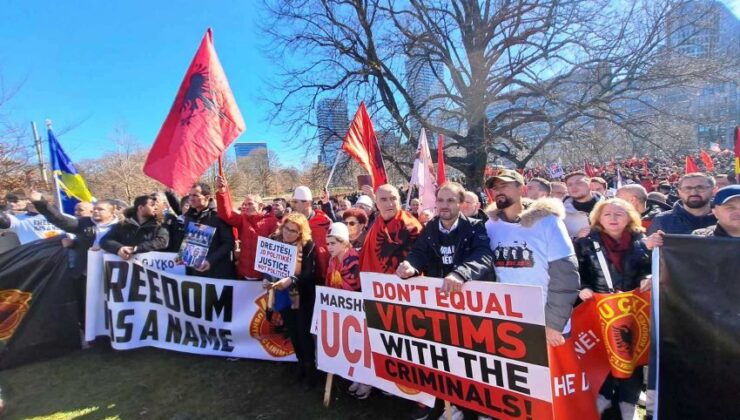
693, 185, 740, 238
484, 169, 579, 348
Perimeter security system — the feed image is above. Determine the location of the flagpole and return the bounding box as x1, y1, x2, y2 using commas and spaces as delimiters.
31, 121, 50, 189
46, 120, 65, 212
324, 152, 341, 191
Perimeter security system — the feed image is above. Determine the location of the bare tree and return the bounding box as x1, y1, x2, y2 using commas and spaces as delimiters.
262, 0, 737, 186
0, 74, 39, 194
81, 126, 163, 203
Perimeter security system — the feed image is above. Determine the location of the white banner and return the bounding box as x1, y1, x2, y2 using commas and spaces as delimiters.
313, 286, 435, 407
85, 251, 296, 361
361, 273, 553, 419
254, 236, 297, 278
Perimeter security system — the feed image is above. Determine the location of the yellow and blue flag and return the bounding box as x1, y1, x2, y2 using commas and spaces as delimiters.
48, 129, 94, 215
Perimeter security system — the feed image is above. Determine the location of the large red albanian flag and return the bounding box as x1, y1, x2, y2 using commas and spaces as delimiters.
144, 28, 245, 195
342, 102, 388, 191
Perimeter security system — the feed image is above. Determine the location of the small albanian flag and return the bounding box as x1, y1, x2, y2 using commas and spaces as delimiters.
144, 28, 245, 195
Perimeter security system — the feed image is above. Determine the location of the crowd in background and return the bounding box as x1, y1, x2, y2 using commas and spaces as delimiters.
1, 153, 739, 420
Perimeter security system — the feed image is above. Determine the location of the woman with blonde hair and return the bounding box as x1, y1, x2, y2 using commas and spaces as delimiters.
264, 213, 319, 388
574, 198, 651, 419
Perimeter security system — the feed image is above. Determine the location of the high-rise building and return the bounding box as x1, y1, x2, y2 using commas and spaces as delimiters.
405, 52, 445, 145
234, 142, 269, 168
665, 1, 740, 148
667, 0, 740, 58
316, 98, 349, 166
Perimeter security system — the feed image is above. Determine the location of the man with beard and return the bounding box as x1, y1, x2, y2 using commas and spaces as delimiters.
484, 169, 579, 348
359, 184, 422, 274
272, 198, 287, 221
563, 171, 604, 239
175, 183, 236, 279
646, 173, 717, 243
101, 195, 169, 259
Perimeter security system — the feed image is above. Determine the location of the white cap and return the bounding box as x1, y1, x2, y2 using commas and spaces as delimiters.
293, 186, 313, 201
328, 222, 350, 243
355, 195, 374, 208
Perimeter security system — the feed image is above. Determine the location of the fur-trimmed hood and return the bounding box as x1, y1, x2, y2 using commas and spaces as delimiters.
485, 197, 565, 228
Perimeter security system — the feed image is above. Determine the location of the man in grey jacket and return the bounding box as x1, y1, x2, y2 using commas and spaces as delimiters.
484, 169, 580, 347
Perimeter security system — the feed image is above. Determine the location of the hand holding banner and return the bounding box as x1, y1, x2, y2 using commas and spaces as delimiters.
360, 273, 553, 420
254, 236, 297, 279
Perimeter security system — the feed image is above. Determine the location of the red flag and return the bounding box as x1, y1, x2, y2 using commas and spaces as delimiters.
144, 29, 245, 195
685, 155, 700, 174
342, 102, 388, 191
642, 158, 649, 177
437, 134, 446, 185
584, 161, 596, 177
699, 150, 714, 172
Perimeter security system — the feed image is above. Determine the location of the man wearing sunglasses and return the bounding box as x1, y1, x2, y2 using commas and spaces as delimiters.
646, 172, 717, 244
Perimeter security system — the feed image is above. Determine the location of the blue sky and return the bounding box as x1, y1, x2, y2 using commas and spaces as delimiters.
1, 0, 738, 170
0, 0, 308, 167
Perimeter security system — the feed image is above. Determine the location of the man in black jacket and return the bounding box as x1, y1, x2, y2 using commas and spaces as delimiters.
396, 181, 494, 419
178, 183, 236, 279
101, 195, 169, 259
396, 182, 494, 289
30, 192, 119, 333
30, 192, 119, 274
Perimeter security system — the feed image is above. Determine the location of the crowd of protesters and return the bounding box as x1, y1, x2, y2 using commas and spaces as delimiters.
1, 151, 739, 419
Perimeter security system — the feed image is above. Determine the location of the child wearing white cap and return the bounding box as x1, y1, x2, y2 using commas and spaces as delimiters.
324, 222, 371, 398
325, 223, 360, 291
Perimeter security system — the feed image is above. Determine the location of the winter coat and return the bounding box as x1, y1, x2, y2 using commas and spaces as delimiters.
216, 192, 278, 279
574, 230, 650, 293
180, 207, 236, 279
647, 201, 716, 235
101, 209, 169, 255
692, 224, 738, 238
405, 214, 494, 281
563, 193, 604, 239
34, 199, 96, 278
641, 199, 671, 230
308, 209, 332, 281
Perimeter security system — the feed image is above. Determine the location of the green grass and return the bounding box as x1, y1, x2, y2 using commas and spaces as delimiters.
0, 346, 643, 419
0, 346, 409, 419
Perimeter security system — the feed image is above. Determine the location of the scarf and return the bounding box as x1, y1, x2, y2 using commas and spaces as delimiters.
326, 248, 360, 291
359, 210, 422, 274
600, 230, 632, 274
93, 216, 119, 246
